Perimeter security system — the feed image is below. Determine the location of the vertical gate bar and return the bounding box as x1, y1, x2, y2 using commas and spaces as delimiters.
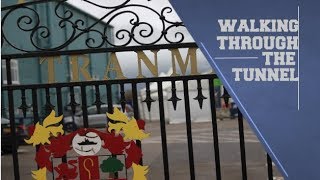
208, 78, 222, 180
8, 89, 20, 180
5, 59, 12, 85
168, 80, 181, 111
45, 88, 50, 116
44, 88, 54, 116
106, 84, 118, 178
68, 86, 78, 114
131, 82, 143, 165
1, 94, 6, 118
31, 88, 41, 169
1, 65, 5, 118
81, 86, 89, 128
106, 84, 113, 115
93, 85, 102, 113
32, 89, 39, 125
142, 82, 155, 112
267, 154, 274, 180
106, 84, 114, 125
120, 84, 126, 112
238, 109, 248, 180
157, 81, 170, 180
6, 58, 20, 180
194, 79, 207, 109
56, 87, 67, 163
182, 80, 195, 180
19, 89, 29, 118
56, 87, 63, 119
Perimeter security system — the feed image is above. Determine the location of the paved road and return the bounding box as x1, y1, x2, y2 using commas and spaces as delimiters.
1, 119, 283, 180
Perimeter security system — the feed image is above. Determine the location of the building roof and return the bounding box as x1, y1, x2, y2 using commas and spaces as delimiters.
1, 0, 114, 29
64, 2, 114, 29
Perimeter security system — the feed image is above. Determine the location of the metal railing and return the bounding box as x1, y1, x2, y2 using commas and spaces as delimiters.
2, 67, 276, 179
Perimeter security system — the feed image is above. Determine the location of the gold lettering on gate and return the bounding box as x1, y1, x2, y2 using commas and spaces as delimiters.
70, 55, 92, 81
17, 0, 25, 4
39, 48, 200, 83
40, 56, 62, 83
169, 48, 199, 76
136, 50, 159, 78
104, 52, 126, 80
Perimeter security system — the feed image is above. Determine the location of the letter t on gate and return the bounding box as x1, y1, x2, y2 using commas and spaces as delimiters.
70, 55, 92, 81
40, 56, 62, 83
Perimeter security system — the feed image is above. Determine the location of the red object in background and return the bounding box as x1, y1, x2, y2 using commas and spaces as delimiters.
78, 156, 100, 180
27, 125, 35, 136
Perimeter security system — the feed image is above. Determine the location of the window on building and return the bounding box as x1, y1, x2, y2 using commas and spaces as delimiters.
1, 60, 20, 84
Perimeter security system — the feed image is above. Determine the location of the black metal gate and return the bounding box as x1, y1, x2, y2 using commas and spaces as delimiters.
2, 1, 276, 180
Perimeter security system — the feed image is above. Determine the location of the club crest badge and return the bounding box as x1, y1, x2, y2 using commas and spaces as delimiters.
25, 108, 150, 180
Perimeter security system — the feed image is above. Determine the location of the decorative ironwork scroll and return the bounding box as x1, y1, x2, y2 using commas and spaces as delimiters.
1, 0, 188, 53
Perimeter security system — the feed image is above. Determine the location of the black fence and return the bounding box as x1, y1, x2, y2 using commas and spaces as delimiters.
2, 68, 275, 180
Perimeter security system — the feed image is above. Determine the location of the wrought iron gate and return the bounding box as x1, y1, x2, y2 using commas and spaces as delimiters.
2, 1, 276, 180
